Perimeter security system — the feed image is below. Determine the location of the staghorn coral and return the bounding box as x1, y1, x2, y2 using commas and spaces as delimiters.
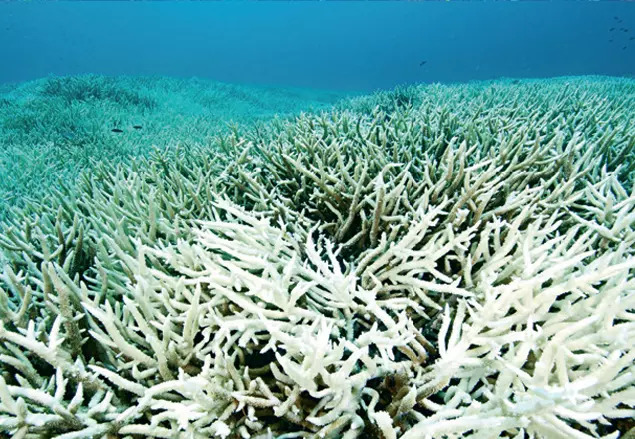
0, 75, 350, 217
0, 76, 634, 439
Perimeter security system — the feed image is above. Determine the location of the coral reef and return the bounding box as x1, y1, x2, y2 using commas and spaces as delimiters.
0, 75, 350, 217
0, 76, 634, 438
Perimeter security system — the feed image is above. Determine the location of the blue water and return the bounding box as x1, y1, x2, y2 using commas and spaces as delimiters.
1, 2, 634, 91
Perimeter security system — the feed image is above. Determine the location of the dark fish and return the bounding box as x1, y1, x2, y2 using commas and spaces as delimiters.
623, 46, 628, 50
614, 16, 619, 20
61, 130, 76, 141
609, 39, 614, 42
111, 128, 123, 133
610, 27, 615, 31
630, 36, 635, 40
133, 125, 142, 130
419, 60, 427, 66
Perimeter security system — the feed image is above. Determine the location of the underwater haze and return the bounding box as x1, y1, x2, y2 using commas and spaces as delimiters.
1, 2, 635, 439
1, 1, 635, 90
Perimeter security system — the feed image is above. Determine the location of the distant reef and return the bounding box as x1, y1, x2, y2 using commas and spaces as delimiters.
0, 75, 634, 439
0, 74, 351, 218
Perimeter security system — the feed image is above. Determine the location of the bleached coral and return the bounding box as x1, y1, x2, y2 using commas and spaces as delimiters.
0, 77, 634, 438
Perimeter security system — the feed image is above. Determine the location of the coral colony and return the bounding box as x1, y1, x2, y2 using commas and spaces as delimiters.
0, 76, 634, 438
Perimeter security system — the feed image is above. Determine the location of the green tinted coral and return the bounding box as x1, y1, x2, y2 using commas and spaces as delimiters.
0, 75, 352, 219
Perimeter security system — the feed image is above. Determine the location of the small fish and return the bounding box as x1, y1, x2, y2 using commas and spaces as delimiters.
623, 46, 627, 50
133, 125, 142, 130
614, 16, 619, 20
61, 130, 76, 141
610, 27, 615, 31
630, 36, 635, 40
419, 60, 427, 66
111, 128, 123, 133
609, 39, 614, 42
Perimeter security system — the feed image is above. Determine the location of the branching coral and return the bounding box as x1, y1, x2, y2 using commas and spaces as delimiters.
0, 75, 349, 218
0, 76, 634, 439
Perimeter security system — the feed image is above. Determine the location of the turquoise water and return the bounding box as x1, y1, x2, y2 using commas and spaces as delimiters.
1, 2, 634, 90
